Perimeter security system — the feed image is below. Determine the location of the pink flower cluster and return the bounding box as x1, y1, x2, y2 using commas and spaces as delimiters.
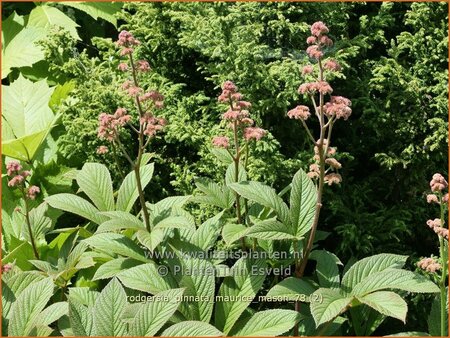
417, 257, 441, 273
324, 59, 341, 72
139, 90, 164, 109
324, 96, 352, 120
287, 105, 310, 121
136, 60, 151, 72
97, 146, 109, 155
140, 114, 167, 137
98, 108, 131, 142
6, 161, 31, 188
307, 139, 342, 184
27, 186, 40, 200
213, 81, 267, 148
430, 173, 448, 192
117, 30, 140, 56
305, 22, 333, 60
427, 218, 449, 239
1, 264, 12, 273
298, 81, 333, 95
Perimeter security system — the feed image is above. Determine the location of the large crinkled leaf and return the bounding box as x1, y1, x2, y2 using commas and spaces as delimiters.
116, 164, 154, 212
69, 301, 93, 336
8, 278, 54, 336
341, 253, 408, 293
229, 181, 291, 225
117, 263, 176, 295
351, 268, 440, 296
266, 277, 316, 301
92, 258, 142, 281
310, 250, 342, 289
83, 233, 148, 262
222, 223, 249, 245
35, 301, 68, 326
428, 290, 448, 336
46, 193, 108, 225
61, 2, 122, 26
176, 256, 215, 322
2, 75, 56, 160
28, 5, 80, 39
188, 211, 224, 251
215, 256, 266, 335
92, 278, 127, 336
154, 215, 196, 230
2, 27, 46, 79
357, 291, 407, 323
290, 169, 316, 237
161, 321, 223, 337
128, 288, 184, 336
225, 162, 247, 186
246, 219, 296, 240
235, 309, 302, 336
68, 287, 99, 307
77, 163, 115, 211
310, 288, 352, 327
136, 229, 167, 253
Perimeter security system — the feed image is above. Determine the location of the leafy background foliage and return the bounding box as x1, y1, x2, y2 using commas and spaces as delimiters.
1, 1, 448, 336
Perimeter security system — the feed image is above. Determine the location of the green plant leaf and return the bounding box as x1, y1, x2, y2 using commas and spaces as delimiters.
235, 309, 302, 336
92, 278, 127, 336
69, 301, 93, 336
176, 256, 215, 322
35, 301, 68, 326
351, 269, 440, 296
155, 215, 196, 230
215, 256, 266, 335
136, 229, 166, 253
290, 169, 316, 237
48, 80, 75, 110
222, 223, 248, 245
83, 233, 148, 263
92, 258, 142, 281
28, 5, 80, 39
116, 164, 154, 212
225, 162, 247, 186
128, 288, 184, 336
76, 163, 115, 211
161, 321, 223, 337
341, 253, 408, 293
357, 291, 407, 323
117, 263, 176, 294
310, 288, 352, 327
62, 2, 122, 26
266, 277, 316, 301
2, 27, 46, 78
428, 291, 448, 336
2, 11, 25, 50
229, 181, 291, 225
194, 177, 233, 209
246, 219, 296, 240
46, 193, 108, 225
310, 250, 342, 289
8, 278, 54, 336
2, 75, 57, 160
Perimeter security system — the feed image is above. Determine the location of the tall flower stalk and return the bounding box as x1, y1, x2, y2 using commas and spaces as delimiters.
6, 161, 41, 259
420, 173, 448, 336
213, 81, 266, 249
97, 31, 166, 232
287, 22, 351, 334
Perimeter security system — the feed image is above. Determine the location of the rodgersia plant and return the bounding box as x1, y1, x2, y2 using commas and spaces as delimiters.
97, 30, 166, 231
418, 173, 448, 336
5, 160, 40, 259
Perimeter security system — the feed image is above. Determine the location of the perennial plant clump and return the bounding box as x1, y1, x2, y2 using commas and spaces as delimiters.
1, 8, 448, 338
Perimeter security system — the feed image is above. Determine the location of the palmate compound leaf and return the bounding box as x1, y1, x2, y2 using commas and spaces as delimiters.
161, 321, 223, 337
356, 291, 407, 323
214, 256, 266, 335
8, 277, 54, 336
128, 288, 185, 336
310, 288, 353, 328
2, 75, 57, 161
234, 309, 303, 336
351, 268, 440, 296
229, 181, 291, 226
28, 5, 80, 40
77, 163, 115, 212
116, 163, 155, 212
289, 169, 317, 238
341, 253, 408, 294
92, 278, 127, 336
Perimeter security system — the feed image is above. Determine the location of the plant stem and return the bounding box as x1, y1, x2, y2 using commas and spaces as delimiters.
128, 53, 151, 232
21, 189, 39, 259
438, 192, 447, 337
231, 120, 245, 250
